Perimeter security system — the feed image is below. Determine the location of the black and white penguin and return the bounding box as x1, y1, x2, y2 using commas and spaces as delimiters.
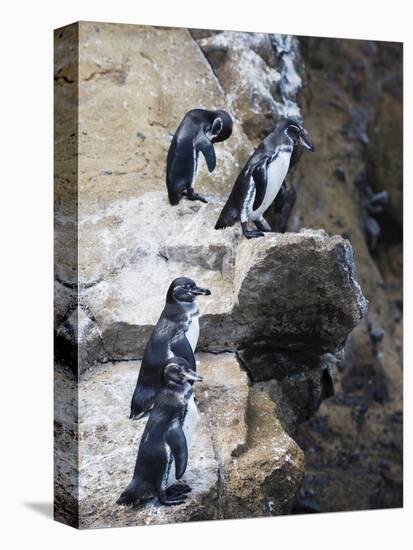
117, 357, 203, 507
130, 277, 211, 419
215, 119, 314, 238
166, 109, 233, 205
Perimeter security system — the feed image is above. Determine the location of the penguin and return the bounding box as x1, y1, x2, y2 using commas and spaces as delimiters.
215, 119, 315, 238
166, 109, 233, 205
117, 357, 203, 507
130, 277, 211, 419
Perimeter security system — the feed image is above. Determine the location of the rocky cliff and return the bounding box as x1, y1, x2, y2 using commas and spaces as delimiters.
193, 28, 403, 514
54, 22, 401, 527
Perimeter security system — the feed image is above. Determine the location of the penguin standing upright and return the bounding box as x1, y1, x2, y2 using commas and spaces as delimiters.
166, 109, 233, 205
117, 357, 203, 507
130, 277, 211, 419
215, 119, 314, 238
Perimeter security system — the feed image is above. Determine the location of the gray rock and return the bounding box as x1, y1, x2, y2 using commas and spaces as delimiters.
55, 353, 304, 527
195, 32, 304, 143
59, 219, 367, 372
54, 23, 367, 375
200, 229, 367, 353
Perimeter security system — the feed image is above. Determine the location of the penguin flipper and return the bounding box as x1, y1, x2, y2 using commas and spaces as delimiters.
117, 476, 150, 506
252, 161, 268, 211
130, 383, 155, 419
170, 334, 196, 371
273, 181, 287, 212
215, 204, 239, 229
166, 424, 188, 479
194, 132, 216, 172
215, 170, 252, 229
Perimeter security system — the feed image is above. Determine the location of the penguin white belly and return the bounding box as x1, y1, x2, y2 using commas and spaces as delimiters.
191, 150, 200, 188
164, 445, 174, 490
241, 181, 256, 223
166, 395, 199, 487
186, 314, 200, 352
182, 394, 199, 447
251, 151, 291, 221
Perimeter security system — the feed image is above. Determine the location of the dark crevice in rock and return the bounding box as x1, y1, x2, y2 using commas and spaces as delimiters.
235, 351, 253, 383
55, 276, 103, 290
54, 75, 76, 84
188, 29, 225, 86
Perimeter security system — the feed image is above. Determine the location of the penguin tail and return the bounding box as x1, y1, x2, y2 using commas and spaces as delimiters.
129, 409, 147, 420
117, 477, 147, 506
130, 384, 154, 419
168, 190, 181, 206
167, 179, 186, 206
215, 205, 238, 230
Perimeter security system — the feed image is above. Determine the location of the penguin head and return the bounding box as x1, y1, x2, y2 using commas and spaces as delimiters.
163, 357, 203, 386
284, 120, 315, 152
208, 110, 233, 143
167, 277, 211, 304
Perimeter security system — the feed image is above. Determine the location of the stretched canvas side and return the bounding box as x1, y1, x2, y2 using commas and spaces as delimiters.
54, 22, 80, 528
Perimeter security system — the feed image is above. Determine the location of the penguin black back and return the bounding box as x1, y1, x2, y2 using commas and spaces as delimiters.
166, 109, 233, 205
118, 358, 203, 507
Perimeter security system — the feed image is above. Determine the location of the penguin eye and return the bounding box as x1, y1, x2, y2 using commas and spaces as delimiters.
286, 125, 301, 143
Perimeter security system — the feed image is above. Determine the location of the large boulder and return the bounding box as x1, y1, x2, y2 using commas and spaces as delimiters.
201, 229, 366, 353
197, 354, 304, 518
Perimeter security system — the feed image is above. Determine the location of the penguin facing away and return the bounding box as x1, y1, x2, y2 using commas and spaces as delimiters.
166, 109, 233, 205
215, 119, 315, 238
117, 357, 203, 507
130, 277, 211, 419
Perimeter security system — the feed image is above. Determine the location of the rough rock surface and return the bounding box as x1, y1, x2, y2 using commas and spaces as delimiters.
76, 357, 218, 529
73, 353, 303, 528
54, 21, 252, 371
194, 32, 303, 144
55, 23, 366, 374
201, 229, 366, 353
54, 367, 79, 526
290, 37, 403, 513
192, 31, 305, 233
69, 219, 366, 370
194, 30, 402, 513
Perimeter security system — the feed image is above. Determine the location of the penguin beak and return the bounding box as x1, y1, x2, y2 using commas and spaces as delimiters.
184, 369, 203, 382
299, 132, 315, 152
191, 286, 211, 296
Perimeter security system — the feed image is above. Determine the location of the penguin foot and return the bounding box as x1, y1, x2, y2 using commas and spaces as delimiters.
188, 193, 208, 203
159, 491, 188, 506
241, 223, 264, 239
243, 229, 265, 239
185, 189, 208, 203
166, 483, 192, 497
244, 230, 265, 239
